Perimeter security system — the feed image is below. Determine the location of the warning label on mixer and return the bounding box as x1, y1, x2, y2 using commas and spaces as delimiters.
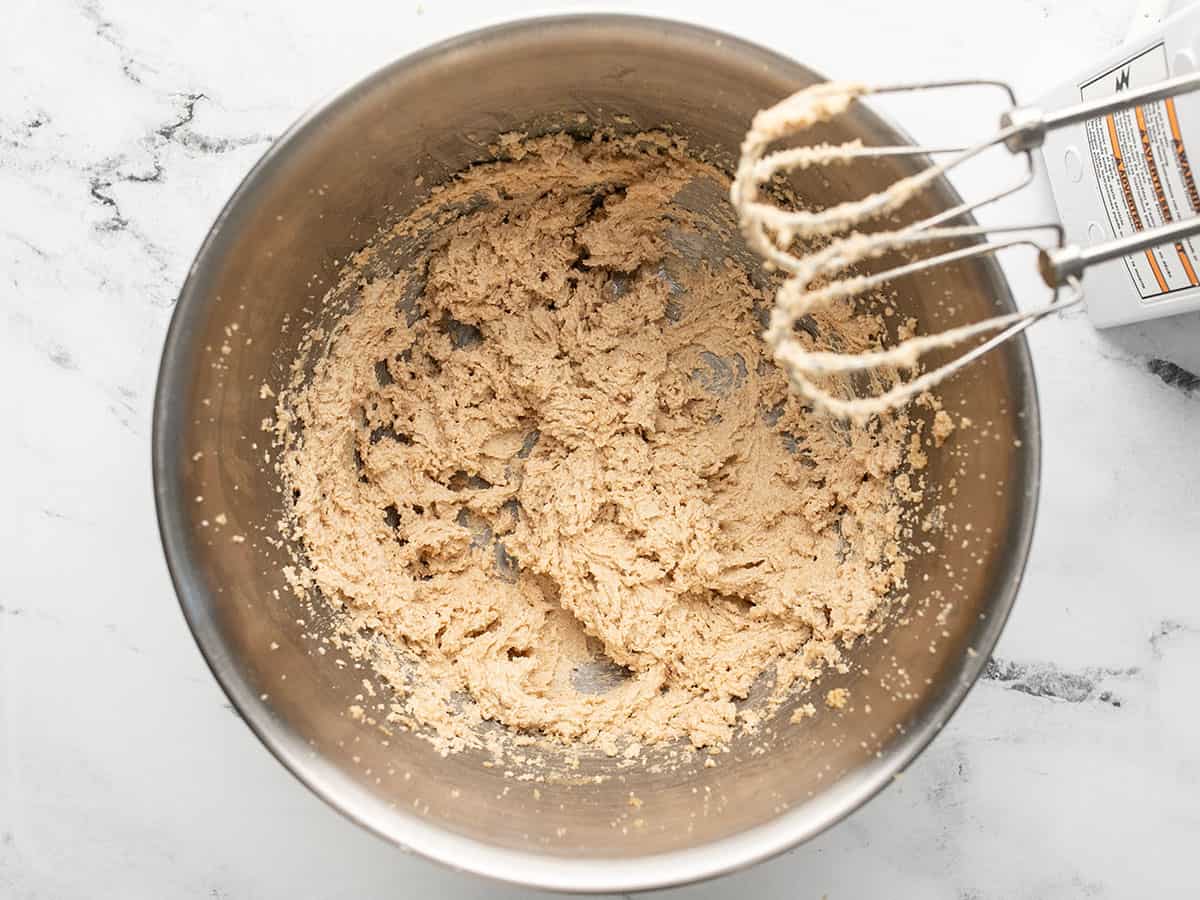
1082, 43, 1200, 301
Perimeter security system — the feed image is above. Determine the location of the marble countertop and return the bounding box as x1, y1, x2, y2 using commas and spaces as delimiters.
3, 0, 1197, 897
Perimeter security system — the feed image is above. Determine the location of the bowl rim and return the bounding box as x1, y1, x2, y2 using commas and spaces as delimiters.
153, 12, 1041, 893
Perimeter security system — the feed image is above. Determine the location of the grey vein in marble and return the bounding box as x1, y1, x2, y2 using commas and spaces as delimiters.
983, 657, 1136, 707
1147, 358, 1200, 395
84, 91, 273, 261
79, 0, 154, 85
1149, 618, 1199, 657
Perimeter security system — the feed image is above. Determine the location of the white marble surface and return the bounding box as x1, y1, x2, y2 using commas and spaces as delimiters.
3, 0, 1198, 897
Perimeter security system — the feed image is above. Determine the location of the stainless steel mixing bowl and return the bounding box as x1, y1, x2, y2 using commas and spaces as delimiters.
153, 15, 1040, 892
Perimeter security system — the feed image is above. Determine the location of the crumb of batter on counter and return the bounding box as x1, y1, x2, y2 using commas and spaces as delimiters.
931, 409, 956, 447
273, 129, 922, 760
214, 513, 228, 526
824, 688, 849, 709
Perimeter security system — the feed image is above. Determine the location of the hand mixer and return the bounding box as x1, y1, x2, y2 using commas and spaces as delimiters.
731, 72, 1200, 419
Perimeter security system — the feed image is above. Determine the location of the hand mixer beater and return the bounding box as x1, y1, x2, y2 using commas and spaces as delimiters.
731, 72, 1200, 419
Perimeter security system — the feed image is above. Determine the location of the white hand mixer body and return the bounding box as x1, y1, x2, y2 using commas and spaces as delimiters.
1041, 0, 1200, 327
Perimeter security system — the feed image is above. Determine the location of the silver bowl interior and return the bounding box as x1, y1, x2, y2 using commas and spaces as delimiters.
153, 15, 1039, 893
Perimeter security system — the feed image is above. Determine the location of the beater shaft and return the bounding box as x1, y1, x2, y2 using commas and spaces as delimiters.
1041, 215, 1200, 285
1002, 71, 1200, 152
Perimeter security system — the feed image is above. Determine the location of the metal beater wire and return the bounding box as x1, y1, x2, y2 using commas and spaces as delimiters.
731, 74, 1200, 418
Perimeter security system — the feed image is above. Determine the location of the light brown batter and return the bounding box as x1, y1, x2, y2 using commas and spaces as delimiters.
277, 131, 917, 755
